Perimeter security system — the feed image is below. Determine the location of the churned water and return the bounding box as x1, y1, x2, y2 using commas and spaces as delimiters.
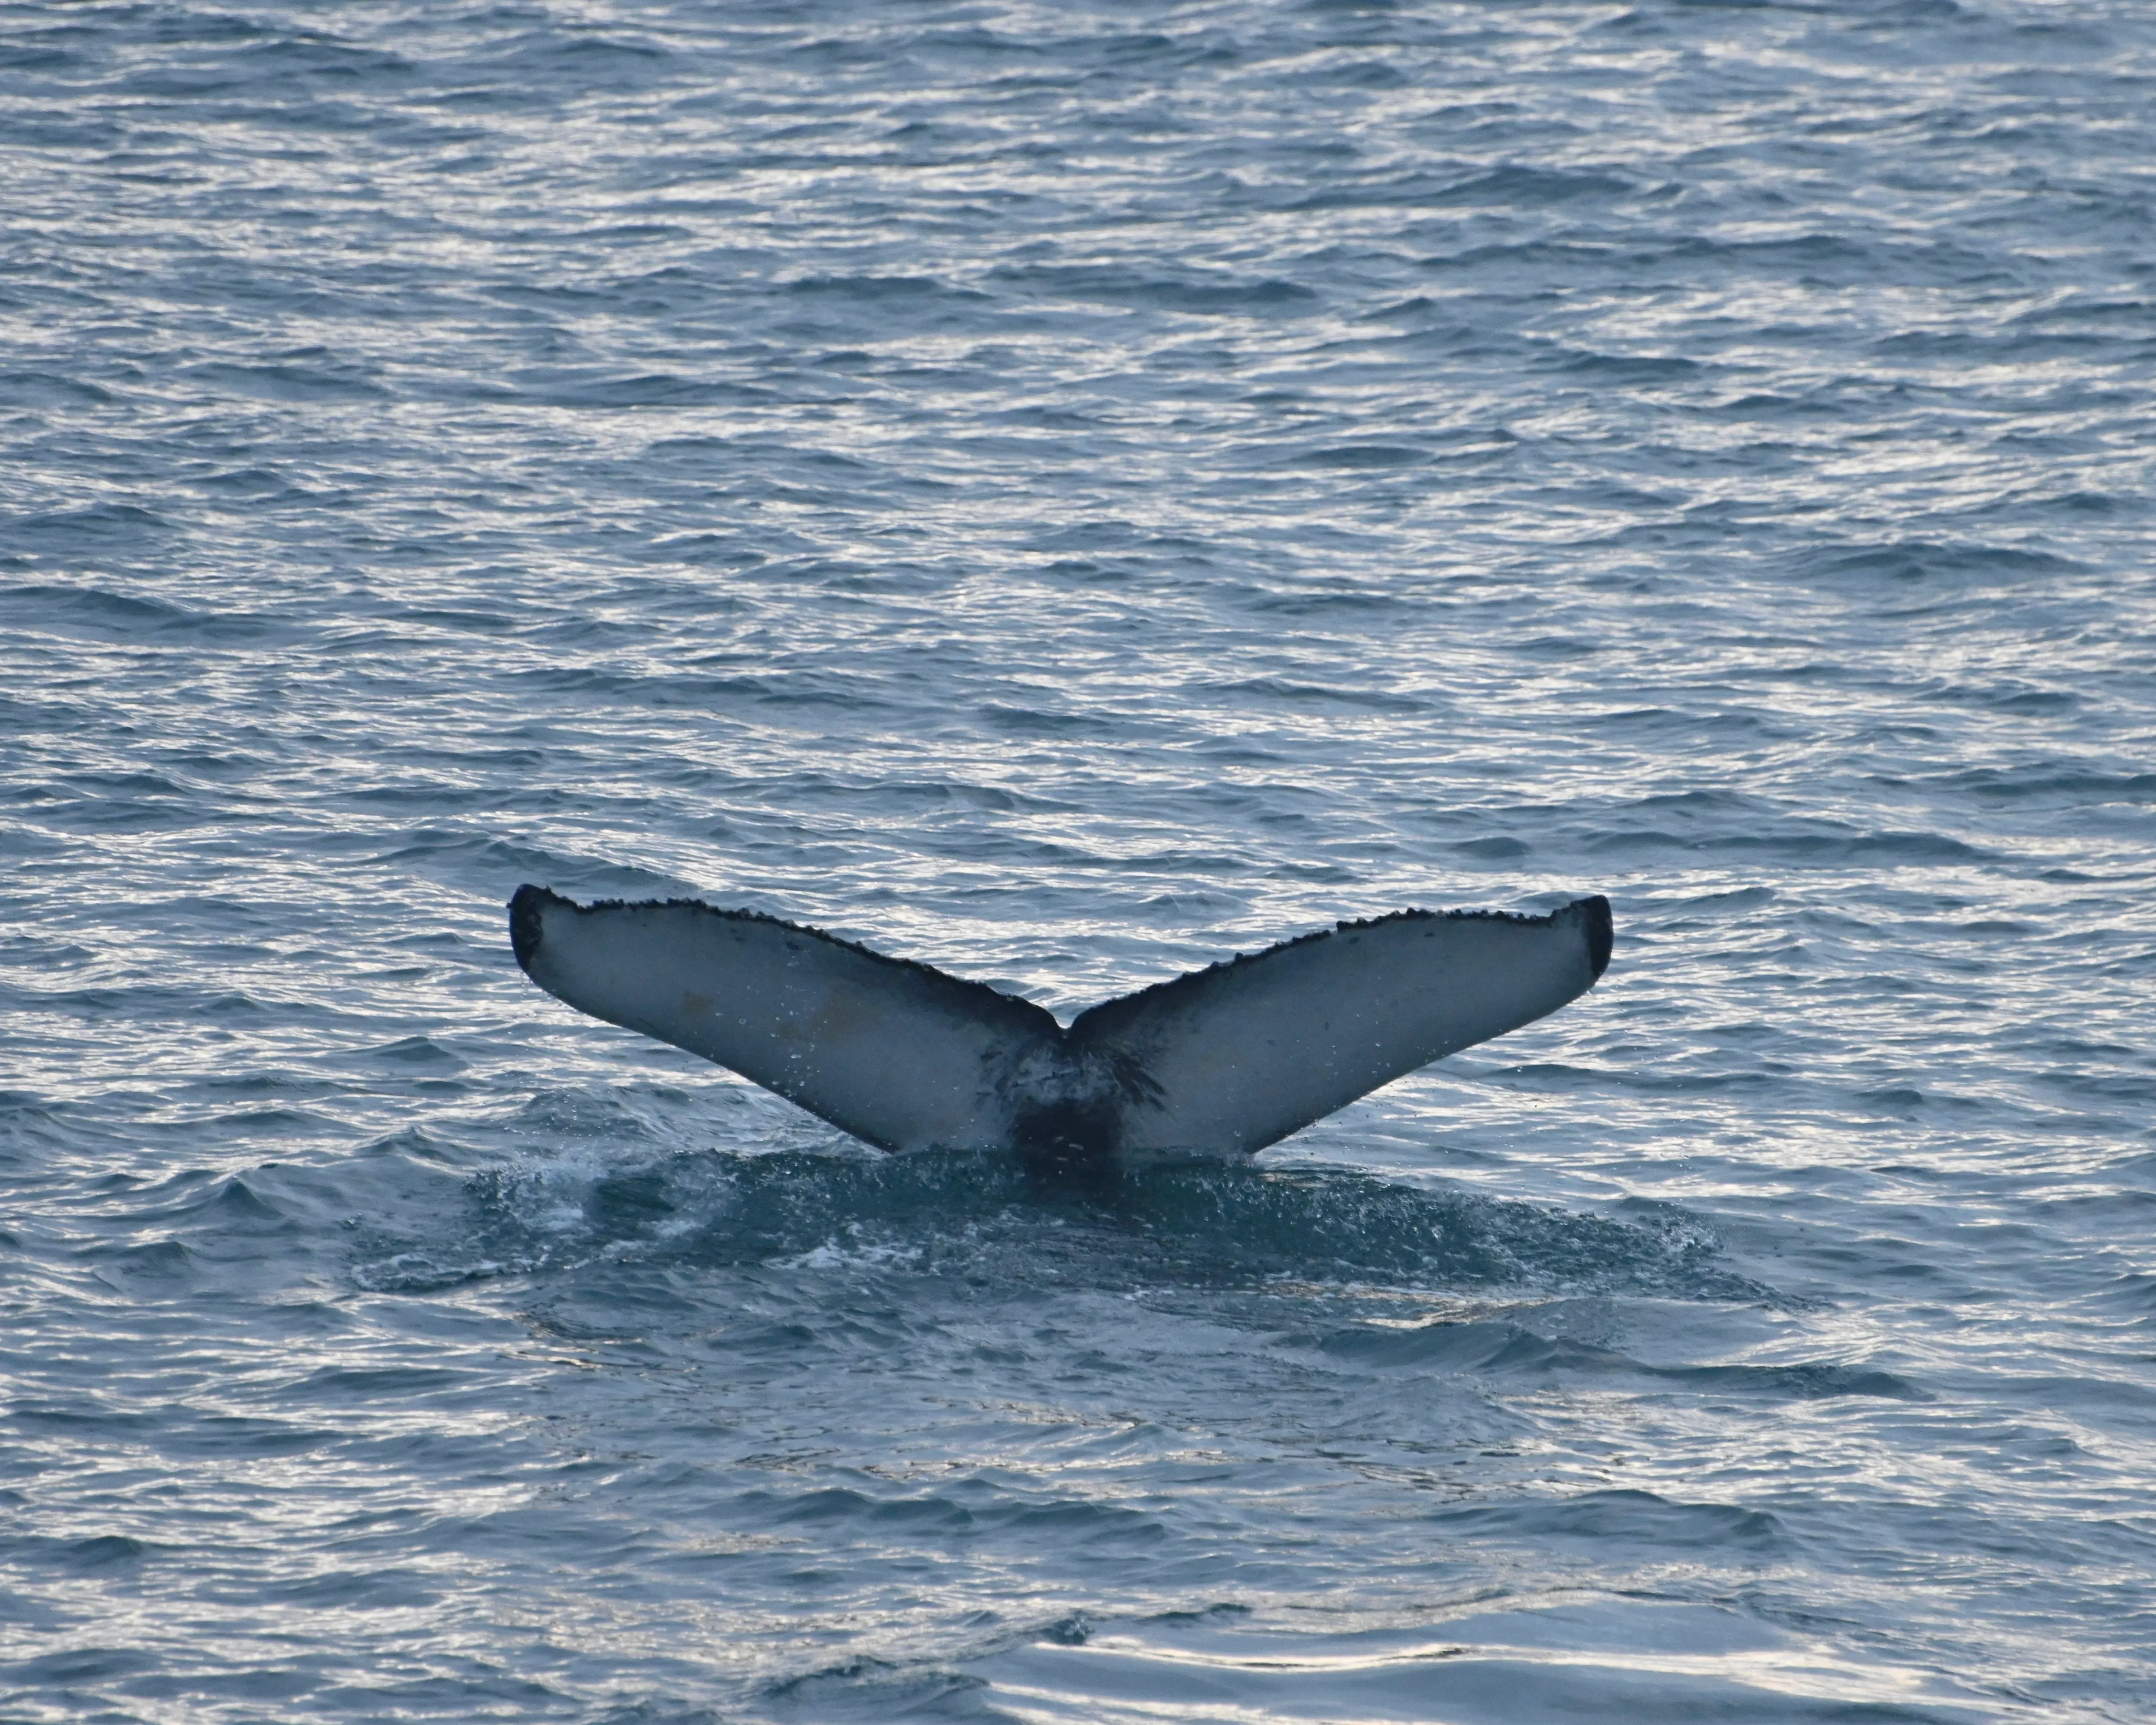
3, 1, 2154, 1720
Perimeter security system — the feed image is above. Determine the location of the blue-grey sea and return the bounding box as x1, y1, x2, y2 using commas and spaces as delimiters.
4, 2, 2154, 1720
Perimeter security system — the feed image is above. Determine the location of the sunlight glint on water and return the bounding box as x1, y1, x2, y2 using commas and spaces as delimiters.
2, 2, 2153, 1721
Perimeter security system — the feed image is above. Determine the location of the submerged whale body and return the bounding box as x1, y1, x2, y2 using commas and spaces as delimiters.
509, 885, 1611, 1177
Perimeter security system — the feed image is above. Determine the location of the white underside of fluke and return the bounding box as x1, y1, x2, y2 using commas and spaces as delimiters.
509, 886, 1611, 1159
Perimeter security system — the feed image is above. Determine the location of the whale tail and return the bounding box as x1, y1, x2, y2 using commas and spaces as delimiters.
509, 885, 1611, 1162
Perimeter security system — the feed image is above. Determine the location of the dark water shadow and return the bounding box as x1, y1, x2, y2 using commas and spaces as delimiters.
352, 1147, 1774, 1306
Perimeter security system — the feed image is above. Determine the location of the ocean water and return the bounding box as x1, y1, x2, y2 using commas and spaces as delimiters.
3, 0, 2154, 1719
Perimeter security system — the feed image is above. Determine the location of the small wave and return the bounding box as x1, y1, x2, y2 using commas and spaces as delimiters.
1430, 1488, 1787, 1553
1300, 1320, 1923, 1399
1431, 164, 1639, 206
987, 263, 1319, 315
178, 359, 388, 403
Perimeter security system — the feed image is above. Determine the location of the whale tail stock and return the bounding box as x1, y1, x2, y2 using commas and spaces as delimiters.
508, 885, 1612, 1168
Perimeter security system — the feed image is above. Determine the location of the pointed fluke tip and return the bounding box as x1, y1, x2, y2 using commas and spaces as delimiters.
509, 883, 557, 973
1579, 893, 1613, 981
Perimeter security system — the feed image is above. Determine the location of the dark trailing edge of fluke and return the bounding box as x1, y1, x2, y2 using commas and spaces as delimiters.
1583, 891, 1614, 981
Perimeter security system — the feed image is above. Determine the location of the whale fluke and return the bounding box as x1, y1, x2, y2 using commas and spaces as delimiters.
509, 885, 1611, 1169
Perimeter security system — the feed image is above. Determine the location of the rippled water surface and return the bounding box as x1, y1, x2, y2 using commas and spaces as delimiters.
5, 2, 2155, 1720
